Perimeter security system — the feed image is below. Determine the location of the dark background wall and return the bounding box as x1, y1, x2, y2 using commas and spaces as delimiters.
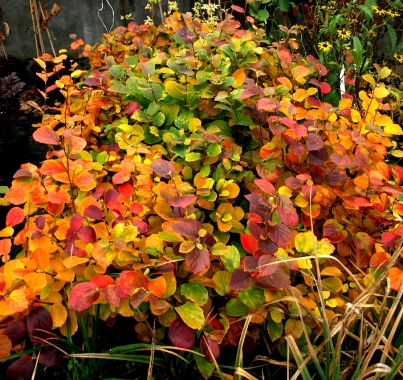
0, 0, 194, 59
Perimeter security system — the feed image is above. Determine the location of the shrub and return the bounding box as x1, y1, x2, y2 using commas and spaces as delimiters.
1, 11, 403, 379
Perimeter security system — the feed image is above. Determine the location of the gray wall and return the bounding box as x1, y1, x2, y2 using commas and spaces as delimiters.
0, 0, 192, 59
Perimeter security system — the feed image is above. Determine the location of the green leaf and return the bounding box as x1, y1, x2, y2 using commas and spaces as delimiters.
175, 302, 204, 330
206, 143, 222, 157
387, 24, 397, 52
212, 271, 231, 296
329, 14, 343, 34
0, 186, 9, 194
124, 56, 138, 67
212, 244, 240, 273
157, 231, 182, 242
200, 164, 210, 178
165, 81, 186, 100
196, 70, 211, 84
110, 65, 125, 79
239, 286, 265, 308
267, 319, 283, 341
160, 104, 180, 125
225, 298, 248, 317
351, 37, 363, 69
144, 126, 162, 144
278, 0, 289, 12
256, 9, 270, 21
175, 110, 194, 130
152, 112, 165, 127
193, 348, 215, 379
108, 83, 128, 94
181, 283, 208, 306
146, 102, 160, 116
357, 4, 373, 19
185, 152, 201, 162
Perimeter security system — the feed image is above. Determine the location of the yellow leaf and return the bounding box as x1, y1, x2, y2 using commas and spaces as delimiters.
232, 68, 246, 88
24, 272, 47, 293
50, 302, 68, 328
307, 87, 318, 96
33, 58, 46, 69
295, 231, 316, 254
373, 87, 390, 98
63, 256, 89, 268
391, 150, 403, 158
384, 124, 403, 135
338, 98, 352, 109
293, 89, 308, 102
277, 77, 293, 90
0, 227, 13, 237
60, 309, 78, 337
326, 299, 338, 308
362, 74, 376, 89
380, 67, 391, 79
71, 69, 85, 78
297, 258, 312, 269
278, 186, 292, 198
55, 268, 75, 282
351, 109, 361, 123
320, 266, 342, 276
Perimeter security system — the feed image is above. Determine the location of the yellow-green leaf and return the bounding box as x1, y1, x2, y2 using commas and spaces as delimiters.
295, 231, 316, 254
175, 302, 204, 330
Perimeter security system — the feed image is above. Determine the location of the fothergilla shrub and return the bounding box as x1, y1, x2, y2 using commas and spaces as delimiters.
1, 11, 403, 379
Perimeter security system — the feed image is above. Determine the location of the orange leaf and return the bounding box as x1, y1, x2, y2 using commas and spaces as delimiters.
148, 276, 167, 297
0, 239, 11, 256
0, 334, 12, 359
6, 207, 24, 227
232, 68, 246, 88
71, 39, 84, 50
32, 247, 50, 269
388, 267, 403, 291
277, 77, 292, 90
370, 251, 391, 268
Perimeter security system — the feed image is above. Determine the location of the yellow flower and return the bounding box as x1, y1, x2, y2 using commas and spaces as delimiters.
394, 53, 403, 63
371, 6, 386, 15
337, 29, 351, 40
293, 24, 307, 33
386, 10, 400, 17
318, 41, 332, 53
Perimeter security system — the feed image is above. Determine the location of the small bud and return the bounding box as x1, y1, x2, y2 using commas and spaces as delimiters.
198, 228, 207, 237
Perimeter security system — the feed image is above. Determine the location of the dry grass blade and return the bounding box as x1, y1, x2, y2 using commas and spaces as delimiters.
147, 320, 156, 380
233, 367, 259, 380
234, 314, 252, 380
285, 335, 312, 380
253, 355, 298, 370
31, 351, 40, 380
355, 363, 391, 380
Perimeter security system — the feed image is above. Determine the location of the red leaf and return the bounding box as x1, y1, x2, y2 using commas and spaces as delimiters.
307, 96, 321, 107
171, 219, 202, 239
150, 159, 176, 179
33, 127, 60, 145
323, 221, 347, 243
84, 205, 103, 220
118, 183, 134, 201
124, 102, 140, 116
102, 284, 121, 307
168, 318, 196, 349
231, 4, 245, 12
77, 226, 97, 242
240, 234, 259, 254
186, 247, 210, 275
27, 307, 54, 344
129, 288, 149, 309
38, 347, 63, 367
276, 195, 298, 227
4, 321, 26, 345
200, 335, 220, 363
244, 256, 258, 272
68, 282, 100, 311
254, 179, 276, 195
382, 232, 400, 249
320, 81, 331, 94
330, 153, 354, 167
130, 202, 143, 214
70, 214, 83, 230
6, 207, 24, 227
91, 275, 115, 288
229, 269, 255, 290
258, 256, 278, 276
6, 354, 34, 380
119, 271, 149, 296
306, 133, 324, 151
257, 98, 279, 112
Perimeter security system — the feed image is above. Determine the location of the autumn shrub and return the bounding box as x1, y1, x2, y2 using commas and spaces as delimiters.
1, 10, 403, 379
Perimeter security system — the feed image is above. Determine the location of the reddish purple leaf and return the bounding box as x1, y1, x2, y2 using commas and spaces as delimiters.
130, 288, 149, 309
38, 347, 64, 367
186, 247, 210, 274
229, 269, 255, 290
256, 268, 291, 289
171, 219, 202, 239
33, 127, 60, 145
84, 205, 103, 220
258, 240, 278, 255
248, 220, 265, 240
254, 179, 276, 195
269, 223, 291, 249
257, 98, 279, 112
77, 226, 97, 242
68, 282, 100, 311
200, 335, 220, 363
148, 294, 170, 310
104, 189, 120, 207
307, 96, 321, 107
35, 215, 45, 230
330, 153, 354, 167
276, 195, 298, 227
4, 321, 26, 345
27, 307, 54, 344
169, 194, 197, 208
226, 320, 243, 346
284, 177, 304, 190
244, 256, 258, 272
102, 284, 121, 307
323, 222, 347, 243
132, 220, 149, 235
306, 133, 324, 151
124, 102, 140, 116
176, 27, 196, 43
169, 318, 196, 349
150, 159, 176, 179
70, 214, 83, 230
6, 354, 34, 380
258, 256, 278, 276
